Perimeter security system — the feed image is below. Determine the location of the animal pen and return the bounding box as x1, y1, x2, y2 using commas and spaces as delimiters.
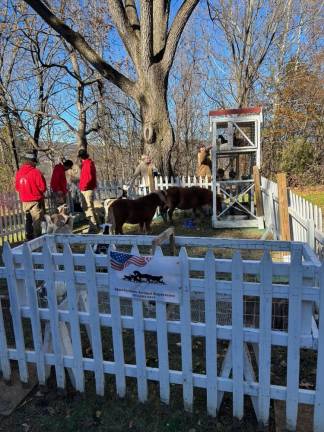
209, 107, 263, 229
0, 234, 324, 431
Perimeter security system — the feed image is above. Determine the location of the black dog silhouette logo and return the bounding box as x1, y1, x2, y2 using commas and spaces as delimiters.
123, 270, 165, 284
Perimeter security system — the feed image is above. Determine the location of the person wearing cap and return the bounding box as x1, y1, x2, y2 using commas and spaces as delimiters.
128, 154, 155, 194
197, 144, 212, 177
77, 149, 99, 232
15, 152, 47, 240
50, 159, 73, 208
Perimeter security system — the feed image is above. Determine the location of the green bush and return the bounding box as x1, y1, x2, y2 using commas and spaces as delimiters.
280, 139, 313, 173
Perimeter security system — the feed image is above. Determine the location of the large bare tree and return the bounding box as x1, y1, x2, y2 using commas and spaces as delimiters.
206, 0, 290, 107
22, 0, 200, 174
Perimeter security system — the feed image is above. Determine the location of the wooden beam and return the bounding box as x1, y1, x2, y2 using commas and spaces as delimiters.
151, 227, 175, 255
148, 168, 155, 193
277, 173, 291, 241
253, 166, 264, 217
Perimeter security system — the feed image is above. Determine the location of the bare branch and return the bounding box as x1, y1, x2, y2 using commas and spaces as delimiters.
85, 125, 100, 136
22, 0, 136, 97
15, 108, 76, 132
108, 0, 139, 63
162, 0, 199, 72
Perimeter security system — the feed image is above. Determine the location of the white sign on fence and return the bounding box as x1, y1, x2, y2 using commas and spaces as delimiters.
109, 251, 181, 303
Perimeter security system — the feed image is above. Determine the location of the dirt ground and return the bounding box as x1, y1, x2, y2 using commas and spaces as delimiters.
0, 373, 259, 432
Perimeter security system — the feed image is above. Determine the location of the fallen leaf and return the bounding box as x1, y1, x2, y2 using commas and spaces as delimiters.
95, 410, 102, 418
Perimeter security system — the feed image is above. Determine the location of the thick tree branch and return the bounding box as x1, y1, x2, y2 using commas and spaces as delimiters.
152, 0, 170, 57
162, 0, 200, 72
140, 0, 153, 70
125, 0, 140, 29
22, 0, 136, 97
108, 0, 139, 63
85, 125, 100, 136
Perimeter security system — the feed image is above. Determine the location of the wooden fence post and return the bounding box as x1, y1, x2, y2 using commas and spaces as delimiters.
253, 166, 264, 217
151, 227, 175, 255
277, 173, 291, 241
148, 169, 155, 193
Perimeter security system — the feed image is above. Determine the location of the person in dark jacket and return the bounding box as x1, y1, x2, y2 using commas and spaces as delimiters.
50, 160, 73, 208
15, 152, 47, 240
78, 149, 99, 232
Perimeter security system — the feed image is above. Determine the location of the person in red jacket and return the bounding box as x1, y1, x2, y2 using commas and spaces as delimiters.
50, 160, 73, 208
78, 149, 99, 232
15, 152, 47, 240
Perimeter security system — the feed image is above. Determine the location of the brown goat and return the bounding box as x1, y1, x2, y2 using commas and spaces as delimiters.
160, 186, 222, 223
106, 191, 166, 234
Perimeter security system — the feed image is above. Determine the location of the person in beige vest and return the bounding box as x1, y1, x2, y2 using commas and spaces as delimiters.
129, 155, 155, 193
197, 145, 212, 177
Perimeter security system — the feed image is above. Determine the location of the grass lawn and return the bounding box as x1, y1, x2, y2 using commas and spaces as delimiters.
293, 186, 324, 213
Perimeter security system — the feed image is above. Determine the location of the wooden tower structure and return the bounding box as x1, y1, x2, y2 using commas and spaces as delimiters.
209, 107, 263, 228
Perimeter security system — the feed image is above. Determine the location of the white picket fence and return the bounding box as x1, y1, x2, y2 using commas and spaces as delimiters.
261, 177, 324, 256
2, 177, 323, 256
0, 192, 25, 244
0, 234, 324, 430
0, 190, 59, 244
0, 177, 211, 243
95, 176, 212, 199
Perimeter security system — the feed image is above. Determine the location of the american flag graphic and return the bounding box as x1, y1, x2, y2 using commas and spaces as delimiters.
110, 251, 151, 271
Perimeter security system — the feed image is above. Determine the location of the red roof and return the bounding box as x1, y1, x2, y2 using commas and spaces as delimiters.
209, 107, 262, 117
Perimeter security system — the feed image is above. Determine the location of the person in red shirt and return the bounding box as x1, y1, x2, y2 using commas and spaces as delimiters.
78, 149, 99, 232
50, 160, 73, 208
15, 152, 47, 240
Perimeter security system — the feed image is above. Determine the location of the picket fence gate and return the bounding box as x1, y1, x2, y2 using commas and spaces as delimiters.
0, 234, 324, 430
261, 177, 324, 256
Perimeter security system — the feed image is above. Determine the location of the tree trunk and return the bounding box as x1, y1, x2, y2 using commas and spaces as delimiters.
69, 49, 88, 151
2, 106, 19, 169
7, 120, 19, 169
137, 67, 174, 176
